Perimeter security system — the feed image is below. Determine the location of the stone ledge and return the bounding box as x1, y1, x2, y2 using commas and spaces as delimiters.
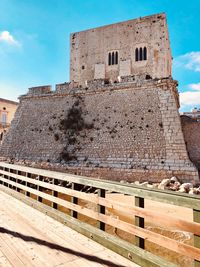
20, 77, 177, 100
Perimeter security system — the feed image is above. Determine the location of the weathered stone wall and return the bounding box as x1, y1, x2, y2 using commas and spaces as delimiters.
181, 115, 200, 172
70, 13, 172, 85
1, 78, 198, 183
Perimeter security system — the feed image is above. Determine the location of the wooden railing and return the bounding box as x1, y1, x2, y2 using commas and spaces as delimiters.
0, 162, 200, 267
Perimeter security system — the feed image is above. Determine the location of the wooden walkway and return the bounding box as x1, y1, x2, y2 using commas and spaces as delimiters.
0, 191, 139, 267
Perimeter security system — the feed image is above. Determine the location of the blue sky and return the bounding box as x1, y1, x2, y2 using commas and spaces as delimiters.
0, 0, 199, 111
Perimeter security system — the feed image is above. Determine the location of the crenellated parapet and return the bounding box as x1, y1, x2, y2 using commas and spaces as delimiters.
22, 76, 178, 101
28, 85, 52, 96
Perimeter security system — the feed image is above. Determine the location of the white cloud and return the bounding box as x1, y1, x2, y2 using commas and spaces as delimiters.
174, 52, 200, 72
180, 82, 200, 107
0, 31, 19, 46
188, 82, 200, 91
180, 91, 200, 106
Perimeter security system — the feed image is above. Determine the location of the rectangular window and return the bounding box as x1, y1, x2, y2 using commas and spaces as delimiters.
1, 112, 7, 125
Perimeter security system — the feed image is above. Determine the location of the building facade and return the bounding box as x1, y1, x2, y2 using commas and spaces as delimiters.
181, 108, 200, 121
0, 98, 18, 143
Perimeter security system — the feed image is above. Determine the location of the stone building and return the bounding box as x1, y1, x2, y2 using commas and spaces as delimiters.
181, 108, 200, 121
0, 13, 199, 183
0, 98, 18, 144
70, 13, 172, 85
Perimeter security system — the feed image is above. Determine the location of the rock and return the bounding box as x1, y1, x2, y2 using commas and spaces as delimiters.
170, 176, 179, 183
158, 178, 170, 190
134, 181, 140, 185
197, 188, 200, 195
189, 188, 194, 194
179, 187, 186, 193
147, 184, 154, 188
169, 181, 181, 191
152, 183, 159, 188
193, 187, 200, 195
179, 183, 193, 193
140, 181, 149, 186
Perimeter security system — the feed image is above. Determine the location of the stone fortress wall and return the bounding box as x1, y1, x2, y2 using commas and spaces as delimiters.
1, 76, 198, 183
0, 13, 199, 183
181, 115, 200, 172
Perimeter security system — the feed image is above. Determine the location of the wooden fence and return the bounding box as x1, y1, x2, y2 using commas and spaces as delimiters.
0, 162, 200, 267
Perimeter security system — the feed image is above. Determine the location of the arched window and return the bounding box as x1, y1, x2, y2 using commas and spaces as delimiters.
112, 52, 115, 65
139, 47, 143, 61
135, 47, 148, 62
115, 51, 118, 65
135, 48, 139, 61
108, 51, 119, 65
143, 47, 147, 60
108, 53, 111, 65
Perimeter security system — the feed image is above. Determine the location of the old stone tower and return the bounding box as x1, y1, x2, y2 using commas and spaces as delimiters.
70, 13, 172, 84
0, 13, 199, 183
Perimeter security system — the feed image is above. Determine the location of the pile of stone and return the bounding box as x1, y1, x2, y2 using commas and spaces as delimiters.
4, 158, 200, 195
133, 177, 200, 195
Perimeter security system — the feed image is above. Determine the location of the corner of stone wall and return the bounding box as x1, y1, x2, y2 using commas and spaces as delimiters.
157, 80, 199, 183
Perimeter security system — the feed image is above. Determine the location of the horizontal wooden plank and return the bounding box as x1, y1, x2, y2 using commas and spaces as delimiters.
0, 235, 26, 267
1, 162, 200, 210
1, 170, 200, 236
0, 185, 179, 267
1, 177, 200, 261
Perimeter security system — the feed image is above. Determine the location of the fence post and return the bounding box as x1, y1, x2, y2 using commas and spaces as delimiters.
37, 175, 43, 203
16, 170, 21, 192
135, 196, 145, 249
9, 169, 15, 190
2, 167, 7, 186
0, 167, 3, 185
52, 178, 58, 209
25, 172, 31, 197
4, 168, 9, 187
194, 209, 200, 267
8, 168, 12, 189
97, 188, 105, 231
71, 183, 78, 218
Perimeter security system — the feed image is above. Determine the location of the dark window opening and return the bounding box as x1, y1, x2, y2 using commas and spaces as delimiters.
112, 52, 115, 65
135, 48, 138, 61
115, 51, 118, 65
139, 47, 143, 61
108, 53, 111, 65
108, 51, 119, 65
135, 47, 147, 62
143, 47, 147, 60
